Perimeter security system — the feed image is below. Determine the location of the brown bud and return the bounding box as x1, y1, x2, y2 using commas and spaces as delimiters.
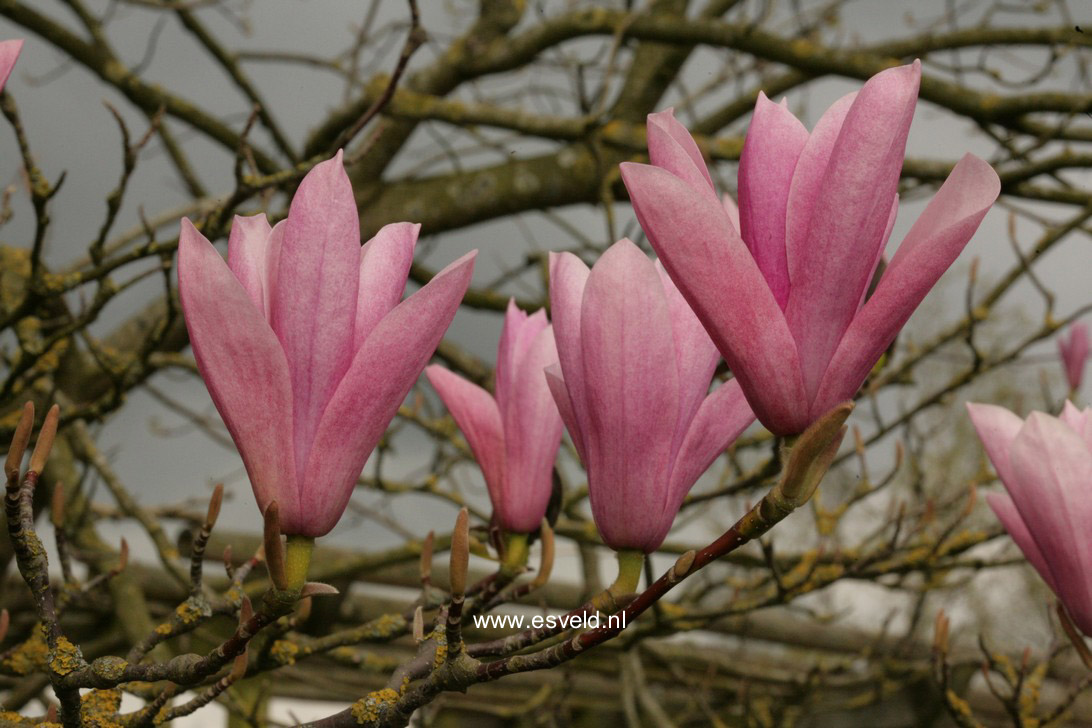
263, 501, 287, 591
299, 581, 339, 598
5, 402, 34, 484
671, 550, 696, 581
28, 404, 60, 475
117, 538, 129, 572
933, 609, 949, 654
51, 482, 66, 528
205, 484, 224, 528
239, 596, 253, 624
449, 508, 470, 598
230, 650, 249, 682
412, 606, 424, 643
420, 530, 435, 586
0, 608, 9, 643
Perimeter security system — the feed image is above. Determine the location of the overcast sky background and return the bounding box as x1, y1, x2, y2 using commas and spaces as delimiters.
1, 0, 1091, 721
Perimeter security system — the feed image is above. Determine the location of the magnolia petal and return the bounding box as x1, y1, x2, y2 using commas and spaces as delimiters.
857, 195, 898, 313
620, 161, 809, 434
665, 378, 755, 519
548, 252, 594, 451
177, 219, 298, 528
496, 301, 548, 423
1008, 412, 1092, 627
580, 240, 680, 552
0, 39, 22, 93
1060, 401, 1092, 452
784, 91, 857, 274
501, 325, 563, 532
987, 492, 1059, 595
271, 152, 362, 480
656, 261, 719, 460
226, 214, 273, 315
966, 402, 1024, 487
738, 92, 809, 308
300, 251, 476, 537
647, 109, 718, 201
545, 363, 586, 462
425, 365, 506, 514
786, 63, 922, 402
1059, 322, 1089, 392
354, 222, 419, 351
722, 194, 741, 234
813, 154, 999, 413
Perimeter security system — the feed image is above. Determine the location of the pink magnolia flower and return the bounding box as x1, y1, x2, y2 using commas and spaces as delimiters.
179, 152, 476, 537
425, 301, 562, 533
968, 402, 1092, 634
547, 239, 755, 553
1058, 322, 1089, 392
0, 40, 21, 91
620, 62, 1000, 435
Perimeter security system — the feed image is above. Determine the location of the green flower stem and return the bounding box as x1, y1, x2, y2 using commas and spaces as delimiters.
500, 532, 530, 577
284, 535, 314, 593
591, 549, 644, 612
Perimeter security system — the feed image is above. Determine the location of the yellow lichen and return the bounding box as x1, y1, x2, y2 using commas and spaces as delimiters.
173, 597, 210, 625
2, 625, 49, 675
270, 639, 300, 666
81, 687, 123, 728
351, 688, 400, 724
49, 636, 84, 676
90, 656, 128, 682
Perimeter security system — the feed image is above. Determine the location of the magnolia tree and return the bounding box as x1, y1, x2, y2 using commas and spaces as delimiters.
0, 1, 1091, 726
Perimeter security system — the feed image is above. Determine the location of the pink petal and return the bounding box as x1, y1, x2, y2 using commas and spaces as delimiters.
226, 214, 273, 316
579, 240, 680, 552
425, 365, 506, 516
300, 251, 476, 537
966, 402, 1024, 487
1059, 323, 1089, 392
813, 154, 999, 414
500, 325, 563, 532
647, 109, 717, 201
655, 260, 719, 461
496, 301, 548, 423
722, 194, 741, 235
548, 252, 593, 453
857, 195, 898, 312
545, 363, 586, 462
177, 219, 298, 528
620, 161, 809, 434
987, 492, 1058, 594
738, 92, 809, 308
1008, 412, 1092, 630
355, 222, 419, 351
784, 91, 857, 274
665, 378, 755, 517
1060, 401, 1092, 453
270, 151, 362, 481
785, 63, 922, 402
0, 39, 22, 93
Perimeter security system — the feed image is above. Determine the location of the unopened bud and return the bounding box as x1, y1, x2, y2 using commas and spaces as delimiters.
205, 484, 224, 528
5, 402, 34, 484
299, 581, 339, 598
263, 501, 287, 591
28, 404, 60, 475
51, 483, 65, 528
774, 402, 853, 509
449, 508, 469, 598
